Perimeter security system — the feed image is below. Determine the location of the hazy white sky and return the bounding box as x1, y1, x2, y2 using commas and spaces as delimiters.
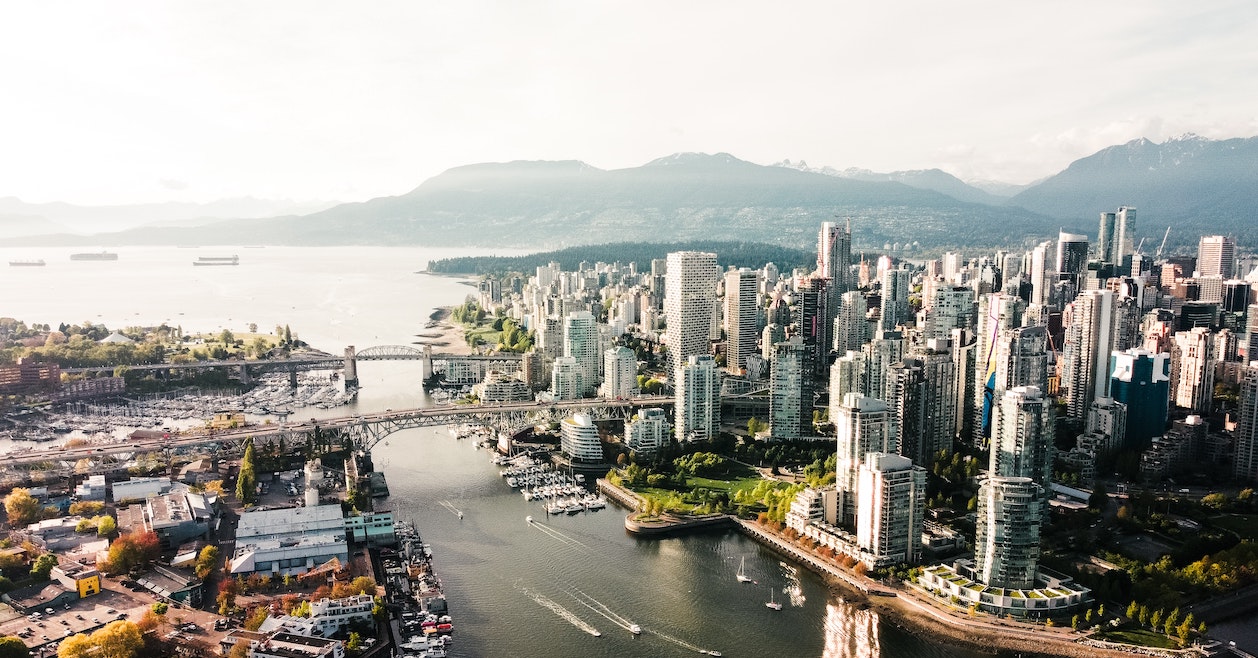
2, 1, 1256, 204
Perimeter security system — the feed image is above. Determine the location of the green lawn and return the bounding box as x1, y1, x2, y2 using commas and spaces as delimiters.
464, 326, 501, 346
1096, 628, 1179, 649
687, 475, 765, 495
1209, 514, 1258, 540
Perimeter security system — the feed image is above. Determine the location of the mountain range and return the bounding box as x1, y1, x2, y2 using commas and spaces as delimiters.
4, 135, 1256, 252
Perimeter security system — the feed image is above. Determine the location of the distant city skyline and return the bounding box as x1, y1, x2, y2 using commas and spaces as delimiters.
3, 2, 1257, 205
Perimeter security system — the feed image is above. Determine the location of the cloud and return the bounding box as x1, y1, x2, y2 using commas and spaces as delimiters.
159, 178, 189, 191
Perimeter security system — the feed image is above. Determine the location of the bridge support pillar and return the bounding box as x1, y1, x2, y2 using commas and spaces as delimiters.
289, 369, 299, 388
421, 345, 433, 382
239, 364, 252, 385
344, 346, 358, 387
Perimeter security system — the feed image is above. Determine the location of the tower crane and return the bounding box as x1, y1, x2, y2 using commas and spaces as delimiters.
1155, 226, 1171, 261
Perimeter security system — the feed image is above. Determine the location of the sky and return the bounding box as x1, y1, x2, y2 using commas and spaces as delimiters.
2, 1, 1257, 205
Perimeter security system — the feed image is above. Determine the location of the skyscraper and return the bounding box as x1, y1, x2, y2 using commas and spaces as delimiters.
675, 354, 721, 442
1062, 290, 1117, 419
819, 220, 853, 296
1097, 207, 1136, 270
834, 393, 893, 526
879, 268, 911, 333
563, 310, 600, 397
1056, 230, 1089, 291
1097, 211, 1117, 264
887, 346, 955, 469
974, 477, 1043, 589
1197, 235, 1236, 278
857, 453, 927, 565
990, 386, 1054, 489
550, 356, 583, 401
1235, 362, 1258, 484
1170, 327, 1214, 413
832, 290, 869, 354
923, 285, 974, 341
723, 267, 760, 375
1109, 348, 1170, 449
794, 274, 830, 380
664, 251, 718, 372
769, 337, 809, 440
601, 346, 637, 400
973, 293, 1027, 442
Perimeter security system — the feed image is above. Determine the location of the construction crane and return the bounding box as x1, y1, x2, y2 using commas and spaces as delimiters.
1155, 226, 1172, 261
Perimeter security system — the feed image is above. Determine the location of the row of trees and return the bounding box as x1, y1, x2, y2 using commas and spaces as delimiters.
1123, 601, 1205, 645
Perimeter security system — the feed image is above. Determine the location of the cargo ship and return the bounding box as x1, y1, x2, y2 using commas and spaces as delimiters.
193, 255, 239, 266
8, 259, 46, 267
70, 251, 118, 261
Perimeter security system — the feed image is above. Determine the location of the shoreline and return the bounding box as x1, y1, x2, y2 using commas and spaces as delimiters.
416, 306, 472, 357
598, 479, 1165, 658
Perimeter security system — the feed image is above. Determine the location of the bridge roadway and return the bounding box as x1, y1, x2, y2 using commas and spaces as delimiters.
59, 350, 517, 375
2, 396, 673, 468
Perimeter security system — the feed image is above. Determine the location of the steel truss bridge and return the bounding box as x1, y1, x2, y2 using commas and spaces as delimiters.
0, 396, 674, 477
60, 344, 523, 386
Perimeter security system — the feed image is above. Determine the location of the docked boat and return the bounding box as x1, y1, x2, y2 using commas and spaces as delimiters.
8, 259, 45, 267
70, 251, 118, 261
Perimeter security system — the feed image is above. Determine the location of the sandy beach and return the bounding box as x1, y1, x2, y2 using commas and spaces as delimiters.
414, 306, 473, 356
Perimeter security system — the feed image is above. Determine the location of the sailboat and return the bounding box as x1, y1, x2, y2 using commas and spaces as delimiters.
736, 557, 753, 583
766, 588, 782, 610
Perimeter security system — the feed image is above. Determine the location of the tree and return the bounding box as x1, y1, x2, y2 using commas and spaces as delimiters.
57, 621, 143, 658
1126, 601, 1139, 619
151, 602, 168, 616
1150, 609, 1163, 630
1071, 615, 1079, 630
1200, 493, 1228, 510
100, 531, 160, 575
346, 632, 362, 652
4, 488, 42, 527
237, 438, 257, 504
68, 501, 105, 516
244, 606, 268, 631
29, 553, 57, 580
0, 636, 29, 658
194, 545, 220, 580
1088, 483, 1109, 510
97, 516, 117, 538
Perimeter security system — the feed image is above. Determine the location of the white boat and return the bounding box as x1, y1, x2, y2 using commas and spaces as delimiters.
629, 623, 642, 634
766, 588, 782, 610
525, 515, 533, 523
736, 557, 753, 583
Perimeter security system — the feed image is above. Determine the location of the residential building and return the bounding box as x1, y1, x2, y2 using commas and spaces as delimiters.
723, 267, 760, 375
974, 476, 1043, 589
856, 453, 926, 566
879, 268, 911, 333
260, 594, 374, 638
1235, 362, 1258, 484
561, 413, 603, 464
625, 408, 670, 459
769, 337, 810, 440
549, 356, 582, 401
675, 355, 720, 442
1171, 327, 1215, 413
664, 251, 718, 372
832, 290, 869, 354
990, 387, 1054, 494
601, 347, 637, 399
1062, 290, 1117, 419
563, 311, 600, 397
834, 393, 893, 526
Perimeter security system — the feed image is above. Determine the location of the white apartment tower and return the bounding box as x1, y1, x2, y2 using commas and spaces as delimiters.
833, 290, 869, 354
834, 393, 894, 526
1062, 290, 1117, 419
561, 413, 602, 463
664, 251, 719, 373
601, 346, 637, 400
723, 267, 760, 375
1171, 327, 1215, 413
857, 453, 927, 566
675, 354, 721, 442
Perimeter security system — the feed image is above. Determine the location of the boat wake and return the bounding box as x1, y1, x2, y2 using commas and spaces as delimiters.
645, 628, 721, 655
566, 587, 641, 634
529, 519, 592, 550
438, 500, 464, 519
521, 587, 602, 637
